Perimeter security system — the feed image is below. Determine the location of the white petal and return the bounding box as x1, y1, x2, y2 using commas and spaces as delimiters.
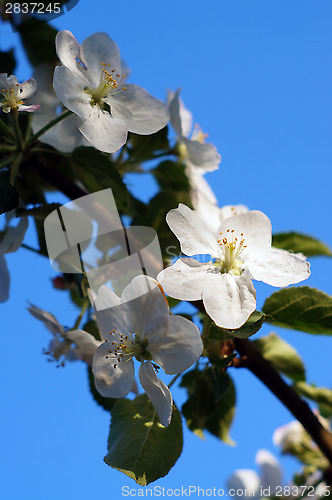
166, 203, 220, 257
218, 210, 272, 251
182, 137, 221, 172
55, 30, 86, 80
78, 108, 128, 153
27, 304, 64, 335
109, 83, 169, 135
188, 169, 218, 217
17, 104, 40, 113
273, 421, 304, 450
202, 271, 256, 329
53, 65, 91, 118
227, 470, 261, 498
19, 78, 37, 100
149, 315, 203, 374
93, 285, 131, 338
256, 450, 283, 492
158, 258, 213, 301
0, 255, 10, 302
167, 89, 193, 138
81, 33, 121, 87
92, 342, 134, 398
245, 247, 310, 287
65, 329, 101, 366
139, 362, 173, 427
219, 205, 249, 221
120, 275, 169, 334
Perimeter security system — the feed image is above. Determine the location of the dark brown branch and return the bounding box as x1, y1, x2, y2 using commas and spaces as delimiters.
234, 337, 332, 467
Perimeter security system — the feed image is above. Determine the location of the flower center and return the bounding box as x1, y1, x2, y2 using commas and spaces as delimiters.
104, 329, 151, 368
215, 229, 247, 275
1, 85, 22, 113
43, 336, 73, 368
84, 63, 127, 109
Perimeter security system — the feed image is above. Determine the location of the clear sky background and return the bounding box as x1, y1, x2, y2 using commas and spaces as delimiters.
1, 1, 332, 498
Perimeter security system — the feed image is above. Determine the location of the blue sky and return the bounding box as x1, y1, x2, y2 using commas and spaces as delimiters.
1, 1, 332, 498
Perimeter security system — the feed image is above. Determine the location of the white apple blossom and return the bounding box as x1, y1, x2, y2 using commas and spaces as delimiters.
273, 420, 305, 452
27, 304, 101, 366
53, 31, 170, 153
157, 204, 310, 329
92, 275, 203, 427
167, 89, 221, 206
30, 65, 90, 153
0, 214, 28, 302
0, 74, 39, 113
227, 450, 283, 499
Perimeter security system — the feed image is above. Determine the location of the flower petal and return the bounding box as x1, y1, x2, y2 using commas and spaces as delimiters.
27, 304, 64, 335
158, 258, 213, 301
139, 361, 173, 427
55, 30, 86, 80
0, 216, 28, 254
109, 83, 170, 135
149, 315, 203, 375
218, 210, 272, 252
93, 285, 132, 338
256, 450, 283, 492
92, 342, 134, 398
167, 89, 193, 138
53, 65, 91, 118
202, 271, 256, 329
245, 247, 310, 287
166, 203, 220, 257
78, 108, 128, 153
19, 78, 37, 100
227, 470, 260, 498
182, 137, 221, 172
65, 329, 101, 366
81, 33, 121, 87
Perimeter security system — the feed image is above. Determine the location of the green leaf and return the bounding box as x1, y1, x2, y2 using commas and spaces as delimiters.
263, 287, 332, 335
104, 394, 183, 485
17, 18, 58, 67
153, 161, 190, 192
88, 367, 116, 412
0, 48, 16, 75
128, 127, 170, 162
272, 232, 332, 257
294, 382, 332, 416
209, 311, 268, 340
208, 353, 237, 370
253, 332, 305, 382
0, 170, 19, 214
69, 147, 129, 211
181, 368, 236, 444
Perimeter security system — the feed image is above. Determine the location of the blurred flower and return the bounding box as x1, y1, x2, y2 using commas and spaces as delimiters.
0, 214, 28, 302
167, 89, 221, 206
27, 304, 101, 366
158, 204, 311, 329
53, 30, 170, 153
92, 275, 203, 427
0, 74, 39, 113
227, 450, 283, 499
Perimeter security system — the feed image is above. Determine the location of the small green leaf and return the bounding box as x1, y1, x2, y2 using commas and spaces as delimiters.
0, 170, 19, 214
253, 332, 305, 382
272, 232, 332, 257
263, 287, 332, 335
104, 394, 183, 485
128, 127, 170, 162
209, 311, 268, 340
181, 368, 236, 444
69, 147, 129, 211
208, 352, 237, 370
153, 161, 190, 192
294, 382, 332, 416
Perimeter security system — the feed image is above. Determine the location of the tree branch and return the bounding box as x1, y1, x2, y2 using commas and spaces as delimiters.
234, 337, 332, 467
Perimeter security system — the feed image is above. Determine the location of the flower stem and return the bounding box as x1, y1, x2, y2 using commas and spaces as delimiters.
26, 109, 72, 146
10, 108, 24, 151
72, 300, 90, 330
0, 117, 14, 139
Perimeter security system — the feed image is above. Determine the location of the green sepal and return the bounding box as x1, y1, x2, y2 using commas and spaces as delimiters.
208, 311, 268, 340
294, 381, 332, 417
272, 232, 332, 257
253, 332, 305, 382
263, 287, 332, 335
104, 394, 183, 485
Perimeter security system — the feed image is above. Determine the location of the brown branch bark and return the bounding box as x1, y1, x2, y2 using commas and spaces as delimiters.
234, 337, 332, 467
